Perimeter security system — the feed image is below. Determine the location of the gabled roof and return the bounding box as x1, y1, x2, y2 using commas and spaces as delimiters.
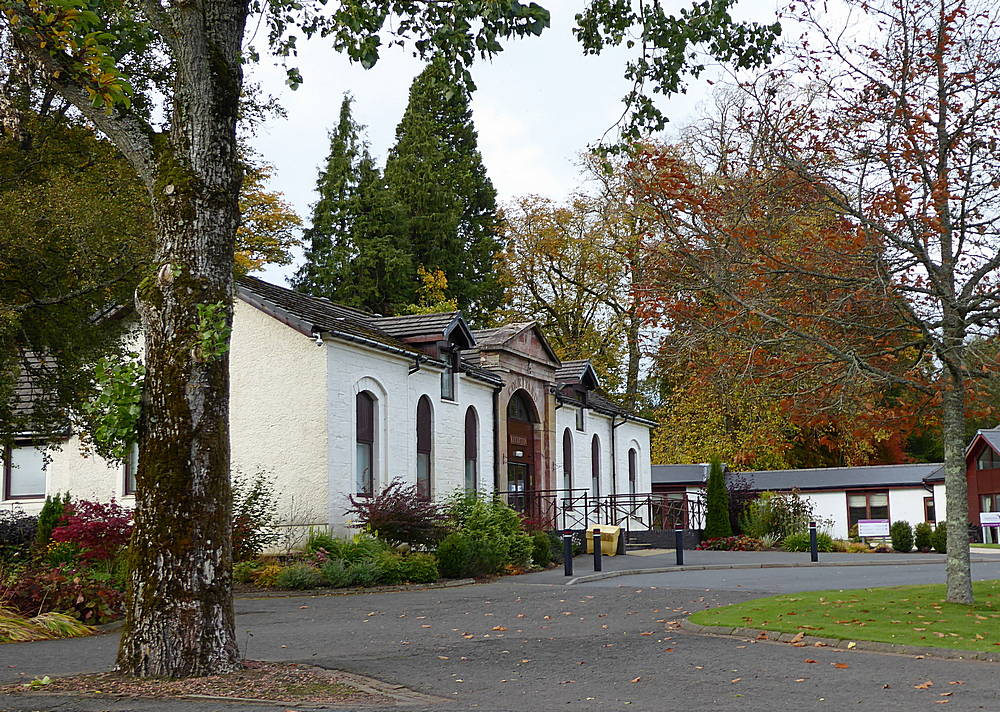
737, 462, 945, 491
556, 359, 600, 390
472, 322, 560, 365
371, 312, 475, 349
555, 390, 657, 427
965, 426, 1000, 459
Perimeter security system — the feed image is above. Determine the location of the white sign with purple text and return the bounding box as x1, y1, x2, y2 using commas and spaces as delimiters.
858, 519, 890, 537
981, 512, 1000, 527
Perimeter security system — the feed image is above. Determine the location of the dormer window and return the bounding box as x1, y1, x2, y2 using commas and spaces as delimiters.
441, 351, 457, 401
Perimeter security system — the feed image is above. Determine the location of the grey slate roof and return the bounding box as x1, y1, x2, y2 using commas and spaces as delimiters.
652, 463, 710, 485
237, 277, 501, 384
370, 312, 472, 346
555, 360, 591, 382
737, 462, 945, 491
555, 390, 657, 427
967, 427, 1000, 459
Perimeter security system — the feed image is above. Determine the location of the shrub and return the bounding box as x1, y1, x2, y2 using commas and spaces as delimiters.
444, 493, 533, 573
33, 492, 70, 555
890, 521, 914, 552
305, 530, 342, 556
396, 552, 438, 583
932, 522, 948, 553
1, 566, 123, 624
831, 539, 868, 553
275, 563, 326, 590
0, 508, 38, 566
914, 521, 933, 551
530, 531, 551, 567
251, 563, 283, 587
346, 479, 448, 548
232, 560, 261, 584
51, 499, 133, 563
703, 458, 733, 539
436, 532, 476, 579
345, 560, 383, 587
696, 536, 764, 551
740, 490, 822, 540
43, 541, 81, 567
320, 559, 353, 587
781, 532, 834, 552
232, 468, 281, 561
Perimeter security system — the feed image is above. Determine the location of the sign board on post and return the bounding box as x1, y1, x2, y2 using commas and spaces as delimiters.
858, 519, 890, 537
981, 512, 1000, 527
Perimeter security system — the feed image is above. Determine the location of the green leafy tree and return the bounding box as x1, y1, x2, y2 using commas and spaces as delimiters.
384, 58, 502, 323
293, 96, 413, 313
703, 458, 732, 539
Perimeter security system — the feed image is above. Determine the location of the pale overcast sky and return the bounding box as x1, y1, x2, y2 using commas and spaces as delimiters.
246, 0, 782, 285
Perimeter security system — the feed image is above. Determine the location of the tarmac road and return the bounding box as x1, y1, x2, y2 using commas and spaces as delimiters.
1, 559, 999, 711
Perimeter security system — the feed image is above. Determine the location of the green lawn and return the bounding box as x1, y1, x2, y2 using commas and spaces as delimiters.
972, 543, 1000, 549
690, 580, 1000, 652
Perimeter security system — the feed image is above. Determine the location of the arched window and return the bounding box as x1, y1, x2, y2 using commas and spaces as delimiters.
356, 391, 375, 496
591, 435, 601, 500
465, 406, 478, 491
562, 428, 573, 491
416, 396, 433, 500
628, 447, 638, 495
507, 390, 536, 422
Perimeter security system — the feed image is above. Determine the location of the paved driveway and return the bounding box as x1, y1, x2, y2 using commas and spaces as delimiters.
1, 559, 999, 711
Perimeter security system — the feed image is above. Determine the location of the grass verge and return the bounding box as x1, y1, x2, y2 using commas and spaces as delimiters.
689, 580, 1000, 652
972, 543, 1000, 549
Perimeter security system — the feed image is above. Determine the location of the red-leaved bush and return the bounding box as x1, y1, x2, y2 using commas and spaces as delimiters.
51, 499, 133, 562
2, 565, 123, 623
696, 535, 765, 552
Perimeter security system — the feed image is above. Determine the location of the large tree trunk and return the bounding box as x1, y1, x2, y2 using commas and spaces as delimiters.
117, 0, 247, 677
941, 368, 973, 604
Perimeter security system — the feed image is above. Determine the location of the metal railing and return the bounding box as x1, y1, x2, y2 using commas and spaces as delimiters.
495, 489, 705, 533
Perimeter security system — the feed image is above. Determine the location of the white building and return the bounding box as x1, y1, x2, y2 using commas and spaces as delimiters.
3, 276, 654, 535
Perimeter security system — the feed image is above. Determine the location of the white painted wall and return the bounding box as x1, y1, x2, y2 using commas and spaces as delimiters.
229, 299, 330, 546
795, 487, 935, 540
324, 338, 497, 533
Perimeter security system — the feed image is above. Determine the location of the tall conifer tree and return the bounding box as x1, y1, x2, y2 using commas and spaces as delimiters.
384, 59, 503, 323
293, 95, 412, 313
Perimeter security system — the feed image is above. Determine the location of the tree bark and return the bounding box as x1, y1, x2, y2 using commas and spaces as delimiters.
941, 366, 973, 604
115, 0, 248, 677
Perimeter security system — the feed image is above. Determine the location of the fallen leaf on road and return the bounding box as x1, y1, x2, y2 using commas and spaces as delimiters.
846, 642, 856, 649
438, 656, 449, 660
832, 663, 849, 669
939, 692, 953, 697
730, 678, 741, 684
790, 633, 804, 643
914, 681, 934, 689
663, 648, 674, 653
421, 625, 432, 628
948, 681, 964, 685
630, 677, 641, 683
298, 605, 309, 609
491, 626, 506, 631
804, 659, 818, 664
640, 632, 653, 636
794, 679, 807, 683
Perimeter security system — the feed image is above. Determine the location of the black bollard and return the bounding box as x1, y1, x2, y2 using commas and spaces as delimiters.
563, 532, 574, 577
675, 526, 684, 566
809, 521, 818, 562
593, 529, 603, 572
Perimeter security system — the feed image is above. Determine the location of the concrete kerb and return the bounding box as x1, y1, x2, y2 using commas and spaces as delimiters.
679, 618, 1000, 663
236, 578, 476, 599
564, 557, 996, 586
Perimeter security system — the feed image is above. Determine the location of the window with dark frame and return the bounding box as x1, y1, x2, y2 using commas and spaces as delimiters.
124, 442, 139, 496
441, 352, 457, 401
464, 406, 478, 491
575, 407, 585, 431
416, 396, 433, 500
562, 429, 573, 492
356, 391, 375, 496
591, 435, 600, 500
846, 490, 890, 529
923, 496, 936, 523
628, 448, 637, 495
3, 444, 46, 500
977, 445, 999, 470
